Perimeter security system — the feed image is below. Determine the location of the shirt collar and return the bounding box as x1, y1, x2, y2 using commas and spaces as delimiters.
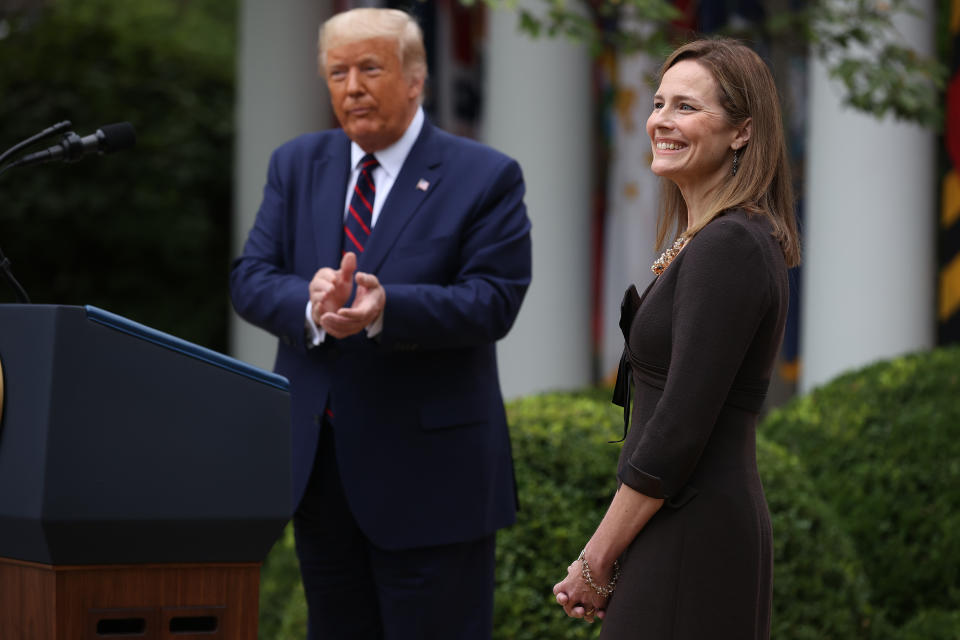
350, 106, 425, 179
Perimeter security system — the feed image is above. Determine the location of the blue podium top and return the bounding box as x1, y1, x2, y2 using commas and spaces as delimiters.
85, 305, 289, 392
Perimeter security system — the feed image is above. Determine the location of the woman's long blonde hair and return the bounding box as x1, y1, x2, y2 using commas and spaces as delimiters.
654, 38, 801, 267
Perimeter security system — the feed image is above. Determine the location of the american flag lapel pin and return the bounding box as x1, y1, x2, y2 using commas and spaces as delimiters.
416, 179, 430, 192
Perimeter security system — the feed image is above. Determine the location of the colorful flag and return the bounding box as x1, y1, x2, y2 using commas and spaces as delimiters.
939, 0, 960, 343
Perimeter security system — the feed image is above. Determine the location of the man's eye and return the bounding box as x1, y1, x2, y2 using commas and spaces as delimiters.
653, 102, 664, 110
679, 103, 695, 111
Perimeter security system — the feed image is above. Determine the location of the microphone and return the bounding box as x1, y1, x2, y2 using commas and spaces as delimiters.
11, 122, 136, 168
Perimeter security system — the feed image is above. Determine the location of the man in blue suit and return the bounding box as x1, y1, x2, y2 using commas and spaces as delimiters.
230, 7, 531, 639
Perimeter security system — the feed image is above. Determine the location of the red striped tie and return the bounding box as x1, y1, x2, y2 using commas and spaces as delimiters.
343, 154, 378, 255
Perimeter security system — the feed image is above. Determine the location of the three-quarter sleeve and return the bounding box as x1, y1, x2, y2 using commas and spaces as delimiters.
618, 218, 772, 499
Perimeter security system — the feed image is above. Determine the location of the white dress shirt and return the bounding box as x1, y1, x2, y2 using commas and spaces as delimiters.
305, 107, 425, 345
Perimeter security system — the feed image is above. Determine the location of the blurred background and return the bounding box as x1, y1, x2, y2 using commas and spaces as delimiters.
0, 0, 955, 407
2, 2, 958, 639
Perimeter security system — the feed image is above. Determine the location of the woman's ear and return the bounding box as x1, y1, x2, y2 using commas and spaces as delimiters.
732, 117, 752, 150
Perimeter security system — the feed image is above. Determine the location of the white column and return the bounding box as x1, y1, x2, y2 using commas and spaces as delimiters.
230, 0, 332, 369
800, 1, 936, 392
599, 52, 660, 383
483, 5, 594, 398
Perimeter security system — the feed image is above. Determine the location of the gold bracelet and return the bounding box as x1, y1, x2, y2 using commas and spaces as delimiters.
578, 548, 621, 598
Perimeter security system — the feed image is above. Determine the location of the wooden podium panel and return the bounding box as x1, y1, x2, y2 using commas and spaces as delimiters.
0, 557, 260, 640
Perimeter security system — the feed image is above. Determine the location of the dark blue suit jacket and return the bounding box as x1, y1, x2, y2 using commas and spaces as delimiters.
230, 120, 532, 550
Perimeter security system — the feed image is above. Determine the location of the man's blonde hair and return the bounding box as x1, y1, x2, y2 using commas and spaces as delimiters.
318, 8, 428, 84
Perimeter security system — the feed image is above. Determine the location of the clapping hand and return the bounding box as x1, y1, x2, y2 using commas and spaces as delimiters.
321, 270, 385, 338
310, 252, 356, 323
309, 252, 386, 339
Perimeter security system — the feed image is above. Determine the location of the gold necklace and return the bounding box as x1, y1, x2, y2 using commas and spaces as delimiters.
651, 236, 688, 275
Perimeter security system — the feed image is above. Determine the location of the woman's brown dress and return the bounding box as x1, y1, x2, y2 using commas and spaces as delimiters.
600, 209, 788, 640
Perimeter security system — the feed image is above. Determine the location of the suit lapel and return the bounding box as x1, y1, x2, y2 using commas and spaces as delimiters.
359, 122, 442, 275
312, 134, 351, 268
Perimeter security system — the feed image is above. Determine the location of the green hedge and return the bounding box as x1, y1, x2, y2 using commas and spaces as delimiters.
258, 388, 884, 639
258, 347, 960, 638
762, 346, 960, 628
894, 609, 960, 640
493, 392, 622, 640
759, 439, 882, 639
258, 525, 307, 640
497, 392, 877, 640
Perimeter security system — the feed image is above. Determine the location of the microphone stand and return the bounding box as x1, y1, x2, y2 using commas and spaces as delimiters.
0, 120, 71, 167
0, 121, 71, 303
0, 247, 30, 303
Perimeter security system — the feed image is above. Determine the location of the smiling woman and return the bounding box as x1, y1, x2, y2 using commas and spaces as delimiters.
646, 59, 750, 219
649, 39, 801, 267
551, 38, 801, 640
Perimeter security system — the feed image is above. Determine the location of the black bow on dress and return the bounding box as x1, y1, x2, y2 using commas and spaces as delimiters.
611, 284, 641, 443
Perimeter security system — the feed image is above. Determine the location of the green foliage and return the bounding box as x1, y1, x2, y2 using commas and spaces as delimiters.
807, 0, 947, 130
494, 390, 622, 640
495, 390, 877, 640
476, 0, 946, 129
759, 1, 948, 129
258, 349, 960, 636
758, 438, 883, 640
258, 525, 308, 640
480, 0, 682, 58
762, 346, 960, 627
894, 609, 960, 640
0, 0, 235, 349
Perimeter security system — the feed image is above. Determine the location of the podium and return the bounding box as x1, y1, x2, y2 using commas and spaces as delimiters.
0, 305, 291, 639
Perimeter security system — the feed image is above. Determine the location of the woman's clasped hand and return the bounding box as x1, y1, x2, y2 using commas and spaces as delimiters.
554, 541, 628, 625
552, 554, 610, 624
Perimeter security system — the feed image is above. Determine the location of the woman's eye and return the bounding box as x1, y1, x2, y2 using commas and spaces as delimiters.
653, 102, 664, 110
679, 103, 695, 111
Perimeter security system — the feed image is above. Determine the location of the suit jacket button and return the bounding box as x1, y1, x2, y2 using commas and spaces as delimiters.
281, 334, 292, 346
